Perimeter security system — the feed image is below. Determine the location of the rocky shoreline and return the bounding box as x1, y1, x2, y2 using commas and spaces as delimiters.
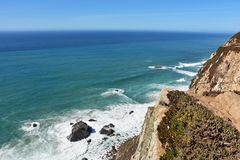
115, 32, 240, 160
62, 32, 240, 160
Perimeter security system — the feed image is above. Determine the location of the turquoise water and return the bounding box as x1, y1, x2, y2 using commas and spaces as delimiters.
0, 31, 231, 159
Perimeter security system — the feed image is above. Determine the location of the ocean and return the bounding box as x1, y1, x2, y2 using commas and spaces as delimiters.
0, 31, 231, 159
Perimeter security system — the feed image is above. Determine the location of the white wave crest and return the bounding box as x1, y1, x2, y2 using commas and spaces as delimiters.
100, 88, 137, 103
172, 69, 197, 77
21, 122, 40, 133
101, 88, 124, 97
176, 60, 206, 68
148, 65, 168, 70
176, 78, 186, 83
149, 83, 189, 91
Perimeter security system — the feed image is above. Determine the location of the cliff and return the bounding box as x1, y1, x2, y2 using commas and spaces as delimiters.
189, 32, 240, 95
115, 32, 240, 160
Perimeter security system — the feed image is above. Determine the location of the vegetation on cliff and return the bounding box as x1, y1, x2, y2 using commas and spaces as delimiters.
115, 32, 240, 160
158, 91, 240, 160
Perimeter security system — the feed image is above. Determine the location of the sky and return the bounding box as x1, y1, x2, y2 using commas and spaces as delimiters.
0, 0, 240, 33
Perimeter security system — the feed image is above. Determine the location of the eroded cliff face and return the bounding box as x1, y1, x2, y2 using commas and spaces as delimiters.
116, 90, 240, 160
116, 32, 240, 160
189, 32, 240, 95
116, 89, 169, 160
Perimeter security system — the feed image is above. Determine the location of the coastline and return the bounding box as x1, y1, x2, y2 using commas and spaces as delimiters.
0, 32, 237, 160
115, 32, 240, 160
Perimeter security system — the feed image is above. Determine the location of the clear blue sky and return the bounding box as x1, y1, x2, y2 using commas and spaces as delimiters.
0, 0, 240, 33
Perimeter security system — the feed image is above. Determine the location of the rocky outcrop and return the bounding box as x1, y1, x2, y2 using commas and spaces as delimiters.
67, 121, 92, 142
116, 32, 240, 160
116, 89, 169, 160
100, 123, 115, 136
189, 32, 240, 95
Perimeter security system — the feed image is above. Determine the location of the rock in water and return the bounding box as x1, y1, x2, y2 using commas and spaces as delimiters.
100, 124, 115, 136
87, 139, 92, 143
88, 119, 97, 122
67, 121, 92, 142
154, 65, 162, 69
129, 111, 134, 114
108, 123, 115, 128
32, 123, 38, 127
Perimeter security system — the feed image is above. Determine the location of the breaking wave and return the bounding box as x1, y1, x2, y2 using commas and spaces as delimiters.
148, 65, 168, 70
101, 88, 125, 97
0, 103, 150, 160
176, 78, 186, 83
176, 60, 206, 68
149, 83, 189, 91
172, 69, 197, 77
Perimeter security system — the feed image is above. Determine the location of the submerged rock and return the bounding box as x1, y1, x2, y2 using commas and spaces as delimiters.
100, 124, 115, 136
67, 121, 92, 142
129, 111, 134, 114
154, 65, 162, 69
88, 119, 97, 122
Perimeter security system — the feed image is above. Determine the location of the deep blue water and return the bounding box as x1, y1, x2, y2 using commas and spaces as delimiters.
0, 31, 231, 156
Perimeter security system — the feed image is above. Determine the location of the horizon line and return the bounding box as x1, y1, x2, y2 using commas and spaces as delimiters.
0, 29, 234, 35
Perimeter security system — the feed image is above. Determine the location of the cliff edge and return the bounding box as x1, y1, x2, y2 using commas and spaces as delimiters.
189, 32, 240, 95
116, 32, 240, 160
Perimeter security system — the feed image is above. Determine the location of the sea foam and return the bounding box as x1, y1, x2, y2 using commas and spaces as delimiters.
176, 60, 206, 68
148, 65, 168, 70
172, 69, 197, 77
101, 88, 124, 97
149, 83, 189, 91
176, 78, 186, 83
0, 103, 150, 160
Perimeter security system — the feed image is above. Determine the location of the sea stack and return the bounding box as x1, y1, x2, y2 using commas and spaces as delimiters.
115, 32, 240, 160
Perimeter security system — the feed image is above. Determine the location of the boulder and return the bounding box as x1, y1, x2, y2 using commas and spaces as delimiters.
67, 121, 92, 142
100, 124, 115, 136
